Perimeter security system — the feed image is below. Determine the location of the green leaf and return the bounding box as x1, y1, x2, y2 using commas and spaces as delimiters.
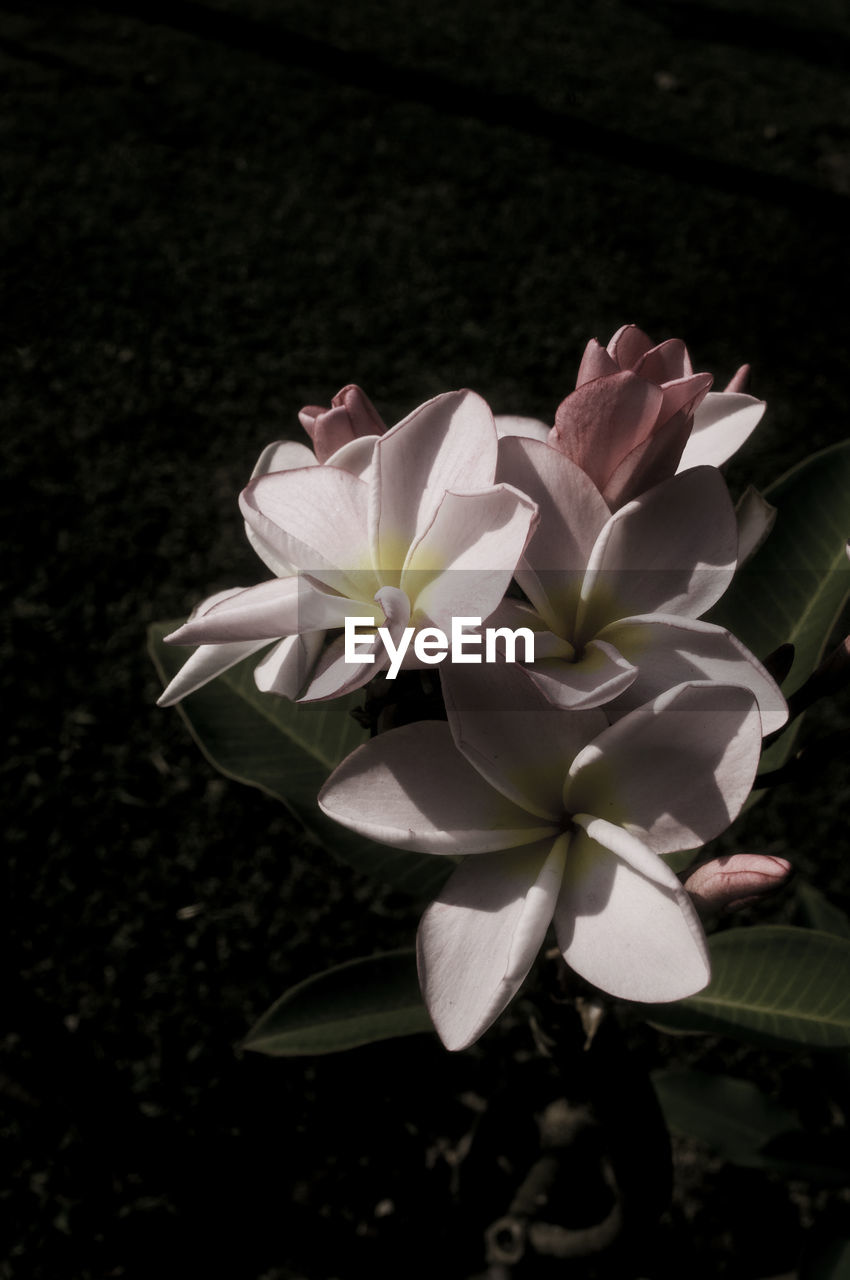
709, 440, 850, 772
148, 621, 450, 898
801, 1236, 850, 1280
241, 949, 431, 1055
645, 925, 850, 1049
651, 1068, 795, 1166
797, 881, 850, 939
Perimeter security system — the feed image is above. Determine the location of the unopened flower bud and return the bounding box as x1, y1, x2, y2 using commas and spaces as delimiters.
298, 384, 386, 462
682, 853, 792, 918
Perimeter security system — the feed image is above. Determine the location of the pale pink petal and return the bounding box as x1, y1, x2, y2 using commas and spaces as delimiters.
565, 682, 762, 853
575, 339, 619, 386
550, 373, 665, 490
156, 637, 272, 706
724, 364, 750, 394
253, 631, 327, 698
601, 409, 692, 509
678, 392, 766, 470
735, 485, 776, 564
240, 465, 376, 599
606, 324, 654, 369
575, 467, 737, 641
633, 337, 690, 385
318, 721, 557, 852
370, 390, 498, 561
599, 614, 788, 734
403, 485, 538, 631
494, 414, 551, 442
496, 436, 610, 631
555, 818, 710, 1002
441, 661, 606, 821
417, 836, 567, 1050
656, 371, 712, 422
164, 575, 354, 645
524, 638, 638, 709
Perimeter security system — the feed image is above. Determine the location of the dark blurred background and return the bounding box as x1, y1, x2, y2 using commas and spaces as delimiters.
4, 1, 850, 1276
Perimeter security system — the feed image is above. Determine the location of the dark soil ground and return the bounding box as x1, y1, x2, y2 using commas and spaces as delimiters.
4, 2, 850, 1276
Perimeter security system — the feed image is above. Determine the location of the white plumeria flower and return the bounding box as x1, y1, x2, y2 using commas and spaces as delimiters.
158, 390, 538, 706
490, 436, 787, 731
320, 668, 763, 1050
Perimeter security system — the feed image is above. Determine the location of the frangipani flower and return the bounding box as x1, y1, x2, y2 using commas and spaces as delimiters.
498, 325, 765, 508
319, 670, 763, 1049
492, 436, 787, 730
158, 390, 538, 706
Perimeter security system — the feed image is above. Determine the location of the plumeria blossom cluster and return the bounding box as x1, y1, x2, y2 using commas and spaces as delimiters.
160, 325, 790, 1051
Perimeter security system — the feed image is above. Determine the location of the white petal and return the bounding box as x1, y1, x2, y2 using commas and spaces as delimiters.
418, 836, 567, 1050
496, 436, 610, 632
735, 485, 776, 565
565, 681, 763, 853
253, 631, 327, 698
250, 440, 318, 478
164, 576, 354, 645
240, 465, 376, 600
441, 660, 607, 820
156, 637, 271, 706
494, 414, 551, 442
600, 614, 788, 733
324, 434, 381, 478
370, 390, 498, 562
555, 819, 709, 1002
525, 638, 638, 709
403, 485, 538, 630
575, 467, 737, 640
319, 721, 557, 853
678, 392, 766, 470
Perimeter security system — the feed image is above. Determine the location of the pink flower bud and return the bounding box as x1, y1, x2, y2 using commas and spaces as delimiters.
682, 853, 792, 918
549, 325, 715, 507
298, 384, 386, 463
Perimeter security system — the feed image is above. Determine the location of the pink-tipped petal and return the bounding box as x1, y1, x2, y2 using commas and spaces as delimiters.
324, 434, 381, 478
441, 661, 606, 821
724, 364, 750, 394
576, 339, 619, 386
555, 817, 710, 1002
566, 681, 763, 853
371, 390, 498, 559
657, 371, 713, 422
550, 372, 665, 490
607, 324, 655, 369
319, 721, 557, 853
576, 467, 738, 640
633, 338, 690, 385
601, 409, 693, 509
600, 614, 788, 734
678, 393, 766, 471
418, 836, 567, 1050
